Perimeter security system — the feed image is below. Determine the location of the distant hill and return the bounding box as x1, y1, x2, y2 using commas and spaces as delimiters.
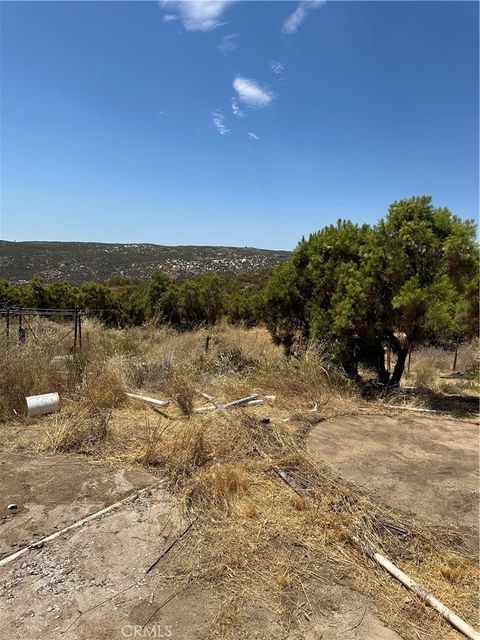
0, 241, 291, 283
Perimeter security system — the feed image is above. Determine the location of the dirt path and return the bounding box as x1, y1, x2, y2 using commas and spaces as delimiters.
307, 414, 479, 531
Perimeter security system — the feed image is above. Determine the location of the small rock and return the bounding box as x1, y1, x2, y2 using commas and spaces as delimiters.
7, 504, 17, 510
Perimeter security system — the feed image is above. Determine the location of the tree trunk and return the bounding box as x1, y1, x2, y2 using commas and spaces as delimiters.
385, 331, 409, 386
390, 346, 408, 386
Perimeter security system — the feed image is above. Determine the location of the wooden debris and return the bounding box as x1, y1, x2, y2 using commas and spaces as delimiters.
145, 521, 195, 575
374, 517, 411, 538
272, 466, 309, 499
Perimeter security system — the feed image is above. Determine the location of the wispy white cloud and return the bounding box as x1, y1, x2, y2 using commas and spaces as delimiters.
282, 0, 325, 35
218, 33, 238, 55
233, 76, 273, 108
162, 13, 178, 23
270, 61, 284, 75
248, 132, 259, 141
212, 111, 230, 136
231, 97, 244, 118
161, 1, 236, 32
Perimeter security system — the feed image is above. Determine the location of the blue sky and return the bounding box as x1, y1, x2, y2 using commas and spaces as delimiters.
1, 1, 478, 249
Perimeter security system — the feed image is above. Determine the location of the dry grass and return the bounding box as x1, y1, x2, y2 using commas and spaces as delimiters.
0, 320, 478, 638
140, 406, 478, 640
43, 407, 110, 453
165, 374, 197, 416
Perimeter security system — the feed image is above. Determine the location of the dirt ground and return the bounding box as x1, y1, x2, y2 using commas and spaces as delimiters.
307, 413, 479, 531
0, 456, 158, 558
0, 412, 478, 639
0, 454, 402, 640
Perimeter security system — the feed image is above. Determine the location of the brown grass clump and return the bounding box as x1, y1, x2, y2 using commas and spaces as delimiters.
185, 463, 248, 513
132, 420, 168, 466
43, 409, 110, 453
129, 416, 212, 479
166, 425, 210, 481
84, 357, 127, 409
166, 374, 197, 416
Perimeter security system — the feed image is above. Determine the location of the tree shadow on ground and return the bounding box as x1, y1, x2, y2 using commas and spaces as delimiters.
388, 387, 478, 419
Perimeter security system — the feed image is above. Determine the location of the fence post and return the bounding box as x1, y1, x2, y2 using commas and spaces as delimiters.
74, 308, 78, 351
452, 337, 459, 372
18, 309, 26, 344
78, 312, 82, 348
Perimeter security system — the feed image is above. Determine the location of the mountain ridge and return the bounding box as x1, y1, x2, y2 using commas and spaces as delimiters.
0, 240, 291, 283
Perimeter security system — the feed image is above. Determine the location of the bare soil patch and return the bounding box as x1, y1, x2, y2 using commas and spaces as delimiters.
0, 455, 158, 558
308, 414, 479, 531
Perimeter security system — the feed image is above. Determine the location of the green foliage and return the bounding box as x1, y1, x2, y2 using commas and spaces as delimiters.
264, 196, 479, 384
2, 270, 263, 331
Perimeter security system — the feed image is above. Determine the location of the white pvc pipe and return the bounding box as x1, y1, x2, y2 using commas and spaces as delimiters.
193, 394, 260, 413
126, 393, 169, 407
356, 538, 480, 640
383, 405, 447, 414
25, 392, 60, 418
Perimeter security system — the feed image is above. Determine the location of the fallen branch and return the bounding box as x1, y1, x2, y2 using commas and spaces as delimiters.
272, 466, 309, 499
373, 517, 411, 538
145, 521, 195, 575
356, 539, 480, 640
127, 393, 169, 407
141, 581, 191, 630
63, 583, 136, 634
